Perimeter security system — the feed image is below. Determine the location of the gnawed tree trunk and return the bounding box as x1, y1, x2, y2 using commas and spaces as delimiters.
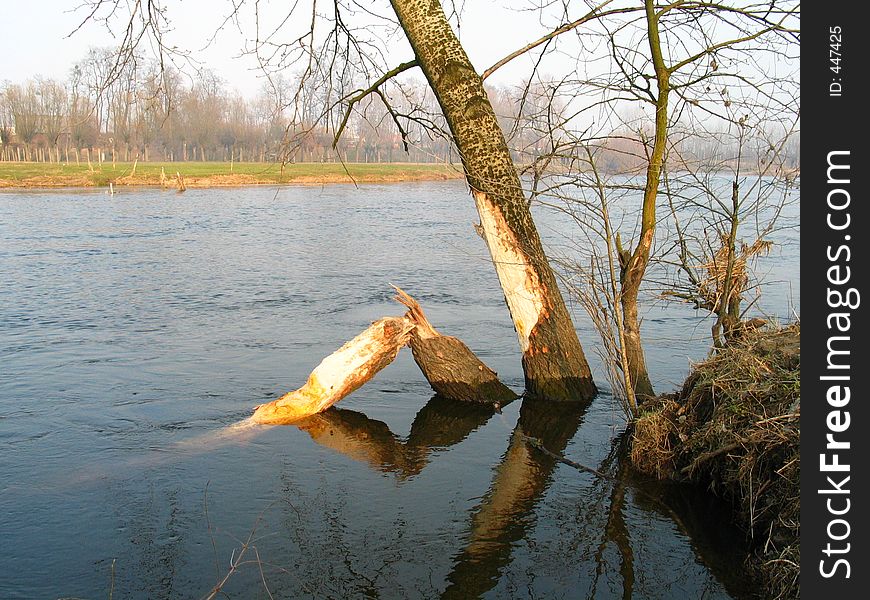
389, 0, 596, 401
395, 286, 517, 405
252, 288, 519, 423
251, 317, 415, 424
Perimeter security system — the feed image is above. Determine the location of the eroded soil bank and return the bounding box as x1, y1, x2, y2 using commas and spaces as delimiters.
630, 324, 800, 599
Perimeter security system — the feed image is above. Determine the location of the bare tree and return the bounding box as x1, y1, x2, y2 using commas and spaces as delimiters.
4, 82, 41, 160
488, 0, 798, 400
73, 0, 601, 400
34, 78, 69, 162
661, 116, 799, 347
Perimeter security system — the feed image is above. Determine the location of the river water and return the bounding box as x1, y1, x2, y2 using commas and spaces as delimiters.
0, 180, 797, 599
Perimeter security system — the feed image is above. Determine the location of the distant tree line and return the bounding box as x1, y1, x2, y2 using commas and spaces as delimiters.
1, 47, 798, 171
0, 48, 457, 164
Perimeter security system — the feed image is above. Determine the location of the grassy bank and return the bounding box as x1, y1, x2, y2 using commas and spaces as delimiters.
630, 324, 800, 599
0, 161, 464, 188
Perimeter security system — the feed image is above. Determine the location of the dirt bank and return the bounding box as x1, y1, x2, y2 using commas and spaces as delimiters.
631, 324, 800, 599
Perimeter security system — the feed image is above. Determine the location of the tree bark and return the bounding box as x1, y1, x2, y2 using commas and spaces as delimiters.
617, 0, 668, 399
389, 0, 596, 401
395, 286, 517, 405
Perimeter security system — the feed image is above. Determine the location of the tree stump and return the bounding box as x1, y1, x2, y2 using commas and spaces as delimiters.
394, 286, 518, 406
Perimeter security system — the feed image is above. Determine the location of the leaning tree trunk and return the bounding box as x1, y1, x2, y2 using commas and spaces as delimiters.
251, 317, 415, 424
389, 0, 596, 401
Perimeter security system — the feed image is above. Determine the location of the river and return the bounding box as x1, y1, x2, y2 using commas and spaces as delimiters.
0, 180, 798, 599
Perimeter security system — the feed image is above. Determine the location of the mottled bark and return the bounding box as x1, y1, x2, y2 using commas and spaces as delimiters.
389, 0, 596, 401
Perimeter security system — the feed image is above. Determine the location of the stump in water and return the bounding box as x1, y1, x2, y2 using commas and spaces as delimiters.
394, 286, 518, 406
252, 317, 415, 424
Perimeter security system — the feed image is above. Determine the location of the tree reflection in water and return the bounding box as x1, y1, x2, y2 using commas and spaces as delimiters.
292, 395, 592, 598
276, 394, 754, 599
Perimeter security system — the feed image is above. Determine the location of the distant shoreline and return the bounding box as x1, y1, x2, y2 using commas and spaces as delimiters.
0, 160, 797, 190
0, 161, 465, 189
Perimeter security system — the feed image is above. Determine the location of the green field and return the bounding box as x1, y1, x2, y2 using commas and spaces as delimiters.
0, 161, 463, 188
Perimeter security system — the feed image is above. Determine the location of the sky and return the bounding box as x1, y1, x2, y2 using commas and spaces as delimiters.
0, 0, 557, 96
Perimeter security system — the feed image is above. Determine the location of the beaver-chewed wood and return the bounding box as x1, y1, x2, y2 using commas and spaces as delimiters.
252, 316, 415, 424
393, 286, 518, 406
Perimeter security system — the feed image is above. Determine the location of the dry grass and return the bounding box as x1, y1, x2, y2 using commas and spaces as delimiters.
629, 397, 679, 478
631, 323, 800, 599
0, 161, 463, 188
696, 237, 773, 313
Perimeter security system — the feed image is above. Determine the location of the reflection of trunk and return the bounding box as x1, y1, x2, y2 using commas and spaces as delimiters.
591, 438, 634, 600
442, 398, 588, 599
406, 394, 507, 450
389, 0, 596, 401
293, 394, 506, 478
295, 409, 412, 474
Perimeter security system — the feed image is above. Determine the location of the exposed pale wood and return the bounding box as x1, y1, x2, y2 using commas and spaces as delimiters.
251, 317, 415, 424
388, 0, 596, 401
471, 191, 544, 354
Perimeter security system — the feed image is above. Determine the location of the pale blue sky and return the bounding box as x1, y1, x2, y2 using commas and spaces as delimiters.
0, 0, 552, 95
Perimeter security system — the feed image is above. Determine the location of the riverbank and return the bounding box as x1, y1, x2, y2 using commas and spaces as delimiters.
630, 324, 800, 599
0, 161, 464, 188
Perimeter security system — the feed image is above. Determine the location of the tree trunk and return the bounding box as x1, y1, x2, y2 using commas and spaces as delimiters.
389, 0, 596, 401
617, 0, 668, 399
395, 286, 517, 405
621, 290, 654, 398
252, 317, 416, 424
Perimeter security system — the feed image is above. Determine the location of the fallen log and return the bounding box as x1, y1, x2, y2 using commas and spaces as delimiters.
394, 286, 518, 406
252, 317, 415, 424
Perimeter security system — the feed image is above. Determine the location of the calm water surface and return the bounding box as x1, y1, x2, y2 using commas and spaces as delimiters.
0, 181, 797, 599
